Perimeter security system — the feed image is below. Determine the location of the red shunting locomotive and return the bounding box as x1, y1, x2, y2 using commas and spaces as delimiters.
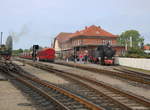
20, 48, 55, 62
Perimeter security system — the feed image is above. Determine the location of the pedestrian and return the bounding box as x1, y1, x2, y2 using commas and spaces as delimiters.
84, 54, 88, 64
37, 57, 39, 62
79, 54, 83, 63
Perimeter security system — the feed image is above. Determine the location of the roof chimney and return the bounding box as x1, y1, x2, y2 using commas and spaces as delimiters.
98, 26, 101, 28
85, 26, 88, 29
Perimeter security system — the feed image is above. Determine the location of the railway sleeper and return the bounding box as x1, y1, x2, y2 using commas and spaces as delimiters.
54, 97, 75, 102
40, 100, 51, 106
108, 94, 122, 97
129, 106, 149, 110
67, 104, 88, 109
37, 98, 47, 103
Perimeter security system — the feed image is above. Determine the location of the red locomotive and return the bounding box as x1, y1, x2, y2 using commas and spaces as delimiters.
20, 48, 55, 62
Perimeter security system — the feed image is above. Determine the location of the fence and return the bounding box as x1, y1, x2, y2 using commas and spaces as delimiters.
118, 57, 150, 70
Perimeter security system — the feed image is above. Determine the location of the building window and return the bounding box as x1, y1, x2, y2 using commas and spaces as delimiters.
102, 40, 106, 45
80, 40, 83, 45
77, 40, 80, 45
73, 40, 76, 46
96, 31, 100, 34
108, 40, 112, 45
96, 39, 100, 44
98, 39, 101, 44
102, 40, 112, 45
75, 40, 77, 46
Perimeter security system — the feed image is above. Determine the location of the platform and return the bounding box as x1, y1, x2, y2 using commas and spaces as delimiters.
0, 73, 7, 81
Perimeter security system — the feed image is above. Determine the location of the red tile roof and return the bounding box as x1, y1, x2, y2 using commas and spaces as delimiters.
69, 25, 117, 38
144, 45, 150, 50
55, 32, 72, 43
55, 25, 117, 43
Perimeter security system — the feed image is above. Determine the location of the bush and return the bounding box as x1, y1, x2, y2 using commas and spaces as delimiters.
125, 47, 149, 58
127, 48, 144, 55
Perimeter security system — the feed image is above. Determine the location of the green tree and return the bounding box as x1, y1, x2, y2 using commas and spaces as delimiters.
12, 48, 23, 55
125, 47, 149, 58
30, 45, 43, 51
146, 43, 150, 46
118, 30, 144, 48
23, 49, 30, 52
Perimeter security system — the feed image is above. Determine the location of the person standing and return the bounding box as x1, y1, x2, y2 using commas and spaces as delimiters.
79, 53, 83, 63
84, 54, 88, 63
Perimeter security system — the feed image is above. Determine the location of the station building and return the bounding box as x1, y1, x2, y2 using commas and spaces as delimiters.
53, 25, 125, 59
143, 45, 150, 54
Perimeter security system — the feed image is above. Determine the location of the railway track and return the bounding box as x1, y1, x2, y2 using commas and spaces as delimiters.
0, 61, 103, 110
16, 59, 150, 110
113, 67, 150, 81
53, 61, 150, 85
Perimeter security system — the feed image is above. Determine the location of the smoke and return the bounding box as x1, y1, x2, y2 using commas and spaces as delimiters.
5, 36, 13, 50
9, 24, 29, 43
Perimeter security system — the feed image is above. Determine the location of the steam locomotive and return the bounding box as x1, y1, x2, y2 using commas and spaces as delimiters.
0, 36, 13, 60
90, 44, 116, 65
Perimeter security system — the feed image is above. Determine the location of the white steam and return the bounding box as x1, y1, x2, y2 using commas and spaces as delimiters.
9, 24, 29, 43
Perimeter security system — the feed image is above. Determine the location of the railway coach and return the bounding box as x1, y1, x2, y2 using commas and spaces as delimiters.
37, 48, 55, 62
20, 48, 55, 62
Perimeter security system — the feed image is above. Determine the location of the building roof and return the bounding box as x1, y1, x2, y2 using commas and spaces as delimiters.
144, 45, 150, 50
69, 25, 117, 39
55, 32, 72, 43
54, 25, 118, 45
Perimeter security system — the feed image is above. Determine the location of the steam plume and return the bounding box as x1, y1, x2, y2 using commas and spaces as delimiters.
9, 24, 29, 43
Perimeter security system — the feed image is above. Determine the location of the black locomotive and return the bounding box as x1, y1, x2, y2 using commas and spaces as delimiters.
0, 36, 12, 60
91, 43, 116, 65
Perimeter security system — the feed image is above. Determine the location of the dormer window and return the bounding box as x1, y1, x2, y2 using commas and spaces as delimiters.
96, 31, 100, 34
80, 31, 83, 34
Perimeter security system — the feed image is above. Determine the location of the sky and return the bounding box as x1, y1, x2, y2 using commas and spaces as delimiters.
0, 0, 150, 49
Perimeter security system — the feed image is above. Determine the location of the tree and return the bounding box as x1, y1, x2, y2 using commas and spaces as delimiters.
23, 49, 30, 52
146, 43, 150, 46
118, 30, 144, 49
30, 45, 43, 51
12, 48, 23, 55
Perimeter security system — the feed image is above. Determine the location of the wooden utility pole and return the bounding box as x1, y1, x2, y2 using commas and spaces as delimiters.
1, 32, 3, 46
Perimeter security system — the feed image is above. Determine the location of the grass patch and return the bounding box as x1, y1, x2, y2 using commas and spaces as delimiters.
123, 66, 150, 74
